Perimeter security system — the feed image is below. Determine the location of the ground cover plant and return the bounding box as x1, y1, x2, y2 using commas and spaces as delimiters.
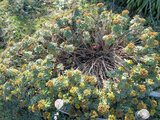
0, 1, 160, 120
0, 0, 56, 52
0, 0, 79, 51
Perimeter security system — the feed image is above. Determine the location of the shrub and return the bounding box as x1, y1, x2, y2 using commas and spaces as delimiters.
0, 0, 43, 43
7, 0, 46, 18
0, 3, 160, 119
0, 0, 79, 43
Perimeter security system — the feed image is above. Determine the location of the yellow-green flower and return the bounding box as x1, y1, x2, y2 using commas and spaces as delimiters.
17, 94, 21, 99
46, 80, 53, 88
90, 110, 98, 118
40, 90, 44, 94
148, 27, 152, 30
31, 65, 37, 70
28, 72, 32, 76
9, 41, 15, 46
137, 85, 146, 94
1, 66, 7, 72
137, 101, 147, 110
108, 115, 116, 120
0, 90, 3, 96
80, 99, 89, 110
151, 100, 157, 108
109, 92, 116, 102
14, 79, 22, 85
125, 113, 135, 120
63, 81, 69, 87
58, 92, 63, 98
128, 108, 133, 114
84, 113, 88, 117
75, 103, 80, 109
97, 103, 110, 115
154, 55, 160, 61
84, 89, 91, 96
38, 72, 43, 78
130, 90, 136, 96
99, 91, 105, 98
147, 79, 154, 85
140, 18, 146, 23
43, 60, 47, 64
38, 99, 46, 110
75, 70, 81, 74
11, 91, 15, 94
148, 32, 158, 37
9, 95, 12, 101
28, 106, 32, 112
16, 88, 19, 92
153, 40, 159, 46
70, 87, 78, 94
79, 82, 85, 87
76, 19, 81, 24
145, 44, 149, 48
127, 43, 135, 49
66, 70, 73, 78
43, 111, 51, 120
107, 35, 114, 40
122, 10, 129, 15
113, 19, 121, 24
132, 98, 138, 105
101, 11, 107, 15
90, 4, 96, 7
31, 104, 37, 112
97, 3, 104, 7
78, 96, 82, 100
128, 60, 133, 64
64, 26, 71, 30
93, 88, 99, 94
140, 68, 148, 77
118, 66, 124, 71
133, 15, 140, 18
150, 109, 156, 115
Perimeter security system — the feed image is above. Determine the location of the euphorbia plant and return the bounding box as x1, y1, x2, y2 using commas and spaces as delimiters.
51, 3, 159, 88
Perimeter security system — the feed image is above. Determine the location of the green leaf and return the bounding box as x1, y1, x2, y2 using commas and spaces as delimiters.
57, 63, 64, 70
64, 30, 72, 39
